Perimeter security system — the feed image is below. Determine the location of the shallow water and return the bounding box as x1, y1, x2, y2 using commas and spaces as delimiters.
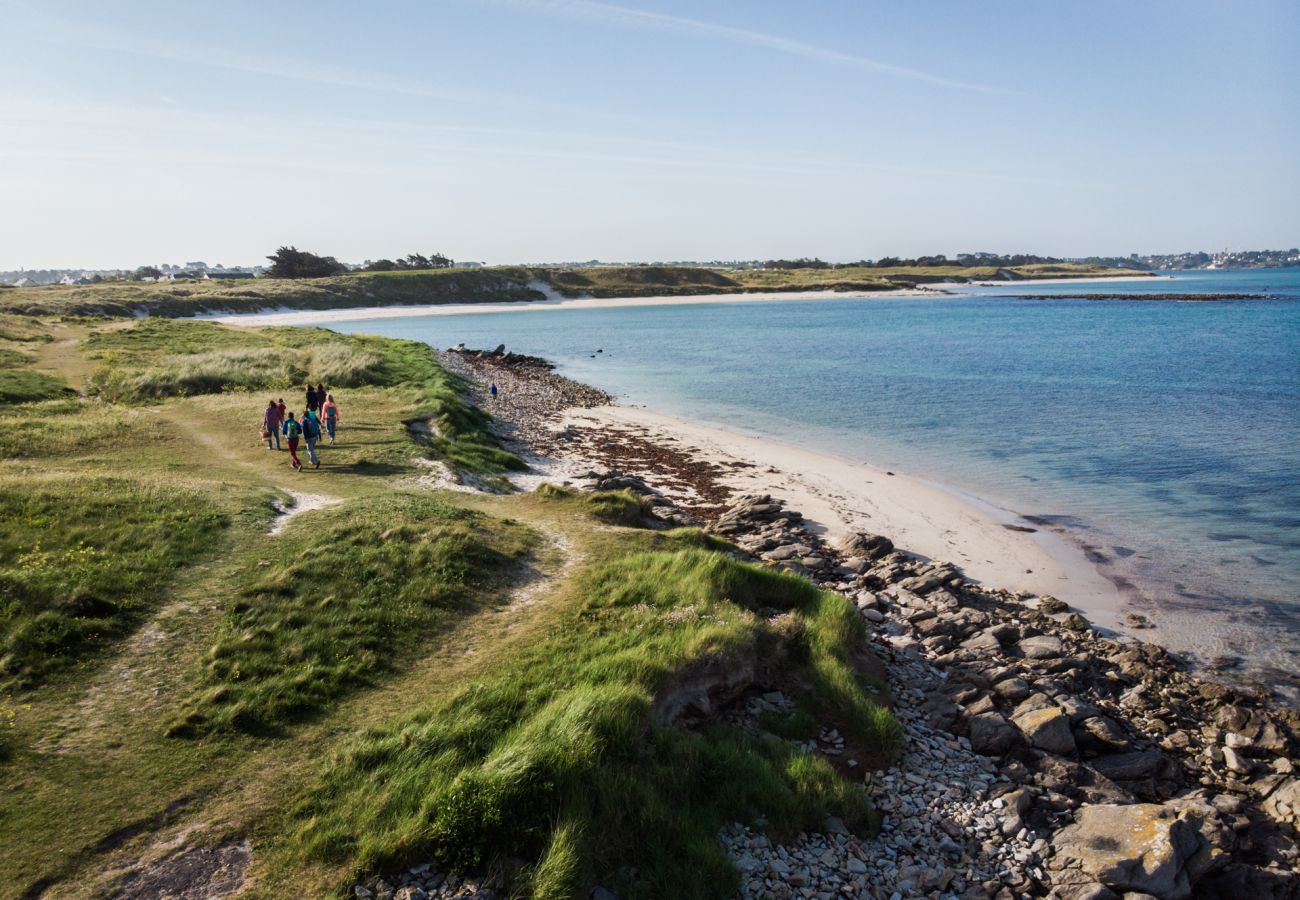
322, 269, 1300, 693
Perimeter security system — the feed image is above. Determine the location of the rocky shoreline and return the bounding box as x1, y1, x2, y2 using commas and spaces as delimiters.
375, 347, 1300, 900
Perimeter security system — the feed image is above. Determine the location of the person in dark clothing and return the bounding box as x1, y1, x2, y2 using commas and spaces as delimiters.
305, 383, 318, 413
301, 408, 323, 469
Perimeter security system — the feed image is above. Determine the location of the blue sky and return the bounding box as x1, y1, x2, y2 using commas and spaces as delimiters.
2, 0, 1296, 268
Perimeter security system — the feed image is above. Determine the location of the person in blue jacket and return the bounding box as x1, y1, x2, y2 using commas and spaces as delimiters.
301, 408, 323, 469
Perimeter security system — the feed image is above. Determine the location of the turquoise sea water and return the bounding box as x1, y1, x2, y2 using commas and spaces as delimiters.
321, 270, 1300, 692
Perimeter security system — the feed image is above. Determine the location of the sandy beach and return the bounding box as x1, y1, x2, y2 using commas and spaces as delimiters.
556, 404, 1127, 630
208, 284, 949, 327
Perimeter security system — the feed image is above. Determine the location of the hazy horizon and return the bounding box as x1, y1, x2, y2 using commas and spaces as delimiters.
2, 0, 1297, 270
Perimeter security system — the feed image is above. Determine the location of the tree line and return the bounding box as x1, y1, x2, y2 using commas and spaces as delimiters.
264, 247, 455, 279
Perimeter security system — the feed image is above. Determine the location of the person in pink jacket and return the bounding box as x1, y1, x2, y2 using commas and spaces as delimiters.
320, 394, 340, 443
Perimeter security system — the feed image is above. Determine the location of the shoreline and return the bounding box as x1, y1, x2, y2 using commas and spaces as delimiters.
427, 346, 1300, 896
207, 285, 945, 327
559, 403, 1129, 633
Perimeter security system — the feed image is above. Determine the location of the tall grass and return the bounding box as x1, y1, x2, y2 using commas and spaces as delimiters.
89, 345, 382, 401
0, 478, 228, 689
85, 320, 525, 480
0, 348, 71, 404
167, 494, 534, 736
289, 528, 901, 898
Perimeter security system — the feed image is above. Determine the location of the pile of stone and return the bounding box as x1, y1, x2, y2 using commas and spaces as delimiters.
353, 865, 500, 900
697, 489, 1300, 898
437, 345, 611, 450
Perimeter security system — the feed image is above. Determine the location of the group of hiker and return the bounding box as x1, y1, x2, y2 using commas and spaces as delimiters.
260, 383, 341, 472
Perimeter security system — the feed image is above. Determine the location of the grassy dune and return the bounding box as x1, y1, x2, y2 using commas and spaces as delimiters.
0, 263, 1151, 318
0, 316, 900, 899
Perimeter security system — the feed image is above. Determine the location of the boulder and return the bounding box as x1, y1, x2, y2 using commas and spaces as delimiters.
1076, 715, 1132, 752
1051, 801, 1231, 899
969, 712, 1021, 756
1020, 634, 1065, 659
1261, 777, 1300, 829
834, 532, 893, 560
1013, 705, 1076, 755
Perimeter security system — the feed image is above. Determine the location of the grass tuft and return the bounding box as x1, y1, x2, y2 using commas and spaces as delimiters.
166, 494, 534, 736
0, 478, 227, 689
288, 534, 900, 898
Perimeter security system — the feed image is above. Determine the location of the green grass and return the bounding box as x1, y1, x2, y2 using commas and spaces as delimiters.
534, 483, 653, 526
0, 353, 72, 404
167, 494, 534, 736
0, 315, 906, 900
0, 314, 55, 343
0, 477, 228, 689
84, 319, 525, 481
286, 527, 900, 899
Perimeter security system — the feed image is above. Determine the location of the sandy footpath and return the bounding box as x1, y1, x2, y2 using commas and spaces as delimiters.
559, 404, 1126, 630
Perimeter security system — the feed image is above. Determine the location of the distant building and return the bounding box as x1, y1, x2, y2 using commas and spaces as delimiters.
453, 261, 485, 269
207, 271, 255, 280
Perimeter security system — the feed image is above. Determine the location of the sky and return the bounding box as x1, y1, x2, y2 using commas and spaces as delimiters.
2, 0, 1297, 269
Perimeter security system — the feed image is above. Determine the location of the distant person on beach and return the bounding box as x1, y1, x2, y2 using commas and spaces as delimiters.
490, 383, 498, 400
262, 399, 282, 450
301, 408, 322, 469
305, 383, 319, 413
321, 393, 340, 443
282, 412, 303, 471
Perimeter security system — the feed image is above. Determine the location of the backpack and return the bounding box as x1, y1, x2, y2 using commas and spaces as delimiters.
302, 416, 321, 439
284, 420, 302, 439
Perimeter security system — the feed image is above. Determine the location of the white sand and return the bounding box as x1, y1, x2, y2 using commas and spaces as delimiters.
559, 405, 1126, 630
207, 285, 946, 327
269, 491, 342, 535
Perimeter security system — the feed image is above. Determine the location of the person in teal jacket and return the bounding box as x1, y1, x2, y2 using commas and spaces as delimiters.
301, 408, 322, 469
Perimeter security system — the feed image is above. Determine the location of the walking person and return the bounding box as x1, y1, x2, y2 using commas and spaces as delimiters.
489, 383, 498, 400
282, 412, 303, 471
321, 393, 340, 443
305, 382, 319, 414
262, 399, 282, 450
315, 383, 327, 410
301, 408, 323, 469
277, 397, 286, 422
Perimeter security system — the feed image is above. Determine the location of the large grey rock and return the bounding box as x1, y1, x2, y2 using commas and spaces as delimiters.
1261, 777, 1300, 829
1013, 704, 1076, 755
1051, 802, 1227, 899
1091, 750, 1168, 781
1076, 715, 1132, 752
968, 711, 1021, 756
1020, 634, 1065, 659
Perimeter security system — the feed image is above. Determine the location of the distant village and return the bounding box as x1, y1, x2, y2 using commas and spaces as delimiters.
1, 247, 1296, 287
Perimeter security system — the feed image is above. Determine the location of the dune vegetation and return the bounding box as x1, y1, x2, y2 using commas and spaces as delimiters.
0, 262, 1151, 318
0, 314, 900, 899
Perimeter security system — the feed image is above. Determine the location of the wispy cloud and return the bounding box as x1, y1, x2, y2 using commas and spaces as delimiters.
3, 0, 640, 126
483, 0, 1015, 94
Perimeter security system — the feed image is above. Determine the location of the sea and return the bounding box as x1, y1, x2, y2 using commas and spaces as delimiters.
318, 269, 1300, 695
